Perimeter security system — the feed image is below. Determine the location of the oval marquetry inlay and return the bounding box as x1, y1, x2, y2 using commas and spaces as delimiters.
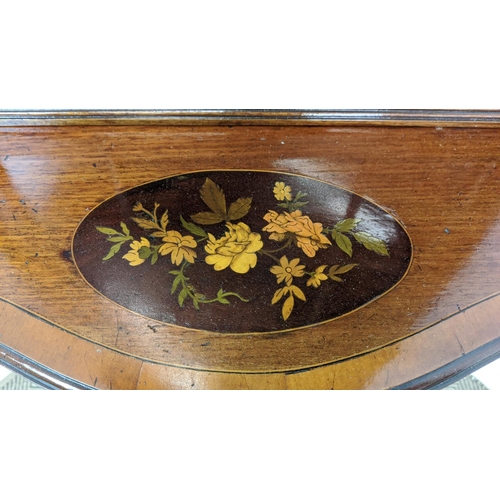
72, 170, 412, 333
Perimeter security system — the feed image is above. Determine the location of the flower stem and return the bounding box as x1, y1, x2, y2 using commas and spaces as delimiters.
174, 260, 248, 307
258, 238, 292, 262
258, 250, 281, 264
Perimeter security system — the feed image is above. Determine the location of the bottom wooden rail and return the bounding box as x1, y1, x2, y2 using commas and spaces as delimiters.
1, 294, 499, 389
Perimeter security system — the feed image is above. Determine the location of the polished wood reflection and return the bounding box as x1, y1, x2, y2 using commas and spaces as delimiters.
1, 113, 499, 388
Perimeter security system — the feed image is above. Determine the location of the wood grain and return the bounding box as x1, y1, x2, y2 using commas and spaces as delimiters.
1, 113, 499, 388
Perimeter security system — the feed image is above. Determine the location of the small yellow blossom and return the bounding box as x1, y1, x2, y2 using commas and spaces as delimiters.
205, 222, 263, 274
270, 255, 305, 286
122, 238, 150, 266
273, 182, 292, 201
307, 265, 329, 288
159, 231, 197, 266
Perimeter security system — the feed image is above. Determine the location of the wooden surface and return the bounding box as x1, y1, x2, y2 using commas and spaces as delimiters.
1, 113, 499, 389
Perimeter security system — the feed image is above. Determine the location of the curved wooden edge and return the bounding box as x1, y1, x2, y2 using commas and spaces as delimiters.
392, 339, 500, 390
1, 292, 499, 389
1, 109, 500, 127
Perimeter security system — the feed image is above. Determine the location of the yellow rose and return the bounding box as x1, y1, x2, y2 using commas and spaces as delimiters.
205, 222, 263, 274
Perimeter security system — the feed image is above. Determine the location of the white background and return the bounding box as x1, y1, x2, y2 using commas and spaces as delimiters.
1, 2, 499, 109
1, 2, 499, 499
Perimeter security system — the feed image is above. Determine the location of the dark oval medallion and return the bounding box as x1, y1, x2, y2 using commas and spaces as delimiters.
72, 170, 412, 333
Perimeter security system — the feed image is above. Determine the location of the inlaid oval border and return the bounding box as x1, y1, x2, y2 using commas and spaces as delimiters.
72, 170, 413, 335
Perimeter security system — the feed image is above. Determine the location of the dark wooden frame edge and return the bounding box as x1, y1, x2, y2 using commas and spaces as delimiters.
1, 109, 500, 127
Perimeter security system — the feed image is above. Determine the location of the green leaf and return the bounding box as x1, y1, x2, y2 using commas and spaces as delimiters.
199, 178, 227, 216
191, 212, 225, 225
178, 288, 188, 307
120, 222, 130, 236
353, 232, 389, 256
102, 243, 122, 261
150, 249, 159, 265
106, 236, 127, 243
227, 197, 252, 221
171, 274, 183, 294
335, 218, 361, 233
329, 265, 342, 281
290, 201, 309, 209
334, 232, 353, 257
180, 214, 208, 237
96, 226, 120, 235
328, 263, 357, 281
216, 290, 233, 304
169, 270, 181, 276
138, 246, 152, 259
334, 263, 358, 275
193, 298, 200, 310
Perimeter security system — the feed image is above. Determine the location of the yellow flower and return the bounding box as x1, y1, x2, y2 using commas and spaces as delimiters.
122, 237, 150, 266
270, 255, 305, 286
263, 210, 331, 258
273, 181, 292, 201
307, 265, 329, 288
205, 222, 263, 274
159, 231, 197, 265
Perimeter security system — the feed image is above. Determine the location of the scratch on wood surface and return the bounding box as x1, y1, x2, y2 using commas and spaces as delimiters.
83, 353, 93, 385
135, 361, 145, 390
114, 310, 120, 347
453, 332, 466, 356
331, 365, 337, 390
